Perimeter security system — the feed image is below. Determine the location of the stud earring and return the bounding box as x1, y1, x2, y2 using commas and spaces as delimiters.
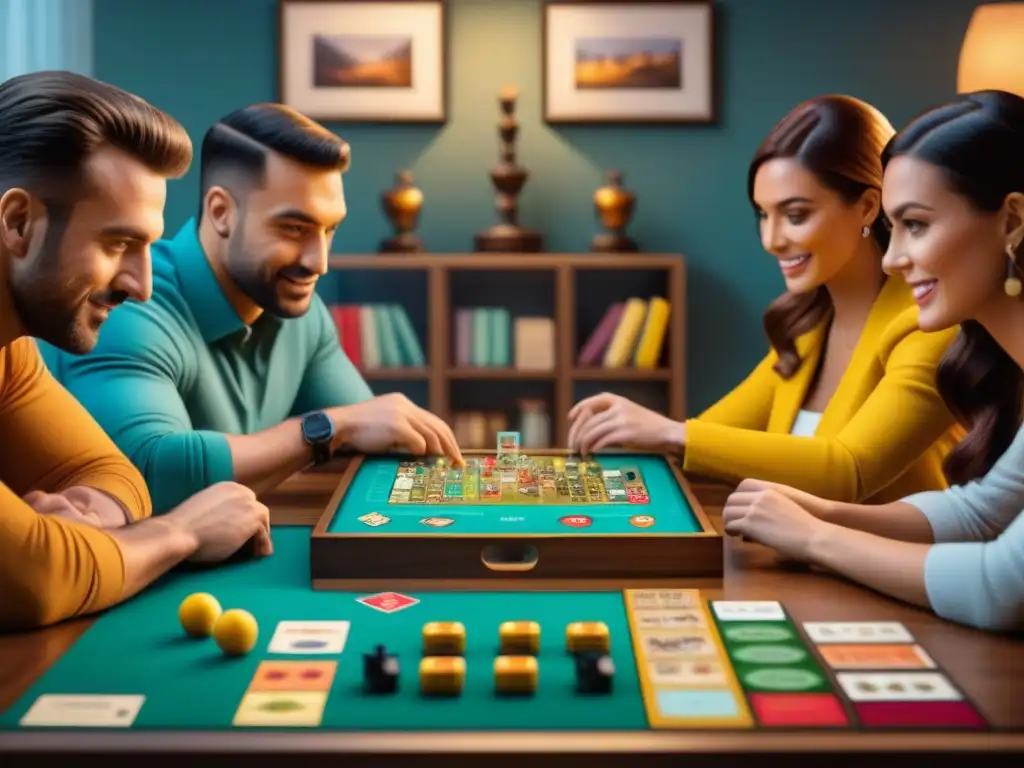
861, 225, 870, 239
1005, 241, 1022, 297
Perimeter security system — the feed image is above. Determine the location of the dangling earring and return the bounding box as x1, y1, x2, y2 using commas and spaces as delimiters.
1005, 241, 1022, 297
861, 225, 870, 239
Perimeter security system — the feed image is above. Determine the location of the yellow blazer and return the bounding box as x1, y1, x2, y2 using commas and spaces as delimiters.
683, 277, 964, 503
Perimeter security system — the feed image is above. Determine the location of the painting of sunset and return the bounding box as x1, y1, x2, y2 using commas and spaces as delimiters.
574, 37, 682, 89
313, 34, 413, 88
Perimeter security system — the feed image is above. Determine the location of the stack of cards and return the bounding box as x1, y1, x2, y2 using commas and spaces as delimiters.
625, 589, 753, 728
709, 601, 849, 728
802, 621, 987, 729
233, 620, 350, 727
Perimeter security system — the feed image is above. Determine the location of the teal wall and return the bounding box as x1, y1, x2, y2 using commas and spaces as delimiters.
93, 0, 981, 413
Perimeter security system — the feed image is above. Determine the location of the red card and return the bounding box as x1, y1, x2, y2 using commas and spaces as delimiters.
356, 592, 420, 614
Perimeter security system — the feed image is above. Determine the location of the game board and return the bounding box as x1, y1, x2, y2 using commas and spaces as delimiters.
310, 435, 723, 588
0, 528, 988, 734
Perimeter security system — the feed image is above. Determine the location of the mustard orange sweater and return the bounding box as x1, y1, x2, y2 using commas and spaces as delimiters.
684, 278, 964, 503
0, 312, 151, 629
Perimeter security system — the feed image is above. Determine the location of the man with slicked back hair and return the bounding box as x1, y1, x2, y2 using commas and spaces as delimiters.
1, 72, 272, 631
43, 103, 463, 514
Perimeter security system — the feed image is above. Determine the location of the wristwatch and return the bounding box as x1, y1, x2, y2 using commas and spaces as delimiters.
301, 411, 335, 465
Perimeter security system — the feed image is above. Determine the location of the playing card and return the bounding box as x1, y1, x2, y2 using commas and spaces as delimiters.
803, 621, 914, 644
356, 591, 420, 614
20, 694, 144, 727
633, 608, 707, 631
248, 661, 337, 691
232, 691, 327, 727
357, 513, 390, 527
711, 600, 786, 622
817, 643, 936, 670
640, 630, 717, 658
836, 671, 961, 702
629, 589, 699, 610
267, 621, 349, 654
648, 658, 727, 686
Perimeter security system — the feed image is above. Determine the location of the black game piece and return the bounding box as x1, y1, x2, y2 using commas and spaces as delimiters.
363, 644, 399, 693
575, 651, 614, 694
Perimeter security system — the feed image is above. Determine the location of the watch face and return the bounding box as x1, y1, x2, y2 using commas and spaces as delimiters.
305, 412, 334, 442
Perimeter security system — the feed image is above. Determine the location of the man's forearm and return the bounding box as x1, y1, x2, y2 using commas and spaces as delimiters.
224, 418, 320, 497
823, 500, 936, 543
107, 515, 199, 600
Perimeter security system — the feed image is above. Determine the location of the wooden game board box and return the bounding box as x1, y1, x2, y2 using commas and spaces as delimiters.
310, 449, 723, 591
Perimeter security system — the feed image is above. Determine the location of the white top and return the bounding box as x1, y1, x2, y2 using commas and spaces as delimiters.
790, 409, 821, 436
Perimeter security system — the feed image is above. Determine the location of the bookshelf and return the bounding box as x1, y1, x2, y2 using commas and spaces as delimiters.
328, 252, 686, 446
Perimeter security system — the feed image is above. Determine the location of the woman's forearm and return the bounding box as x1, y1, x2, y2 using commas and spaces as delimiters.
809, 522, 932, 607
823, 500, 936, 543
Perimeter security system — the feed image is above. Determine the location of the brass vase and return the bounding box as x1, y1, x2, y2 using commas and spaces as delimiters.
474, 85, 544, 253
380, 170, 424, 253
592, 170, 638, 252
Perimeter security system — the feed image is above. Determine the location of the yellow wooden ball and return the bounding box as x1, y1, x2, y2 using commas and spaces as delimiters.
178, 592, 222, 638
213, 609, 259, 656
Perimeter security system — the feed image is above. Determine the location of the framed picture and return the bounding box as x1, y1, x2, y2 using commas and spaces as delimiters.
278, 0, 447, 123
542, 0, 716, 124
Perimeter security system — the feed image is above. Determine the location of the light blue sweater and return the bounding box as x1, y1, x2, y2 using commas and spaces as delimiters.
903, 421, 1024, 632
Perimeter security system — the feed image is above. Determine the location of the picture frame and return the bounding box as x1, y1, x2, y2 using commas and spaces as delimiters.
542, 0, 717, 125
277, 0, 447, 123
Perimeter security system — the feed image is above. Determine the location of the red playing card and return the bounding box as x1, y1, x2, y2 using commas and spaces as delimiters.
356, 592, 420, 614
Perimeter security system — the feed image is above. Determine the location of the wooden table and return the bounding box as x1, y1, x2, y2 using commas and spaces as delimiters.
1, 466, 1022, 764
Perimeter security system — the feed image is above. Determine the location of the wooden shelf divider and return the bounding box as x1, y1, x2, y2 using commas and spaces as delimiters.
328, 252, 686, 445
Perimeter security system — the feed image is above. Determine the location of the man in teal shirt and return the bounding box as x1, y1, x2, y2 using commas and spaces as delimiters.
43, 102, 462, 513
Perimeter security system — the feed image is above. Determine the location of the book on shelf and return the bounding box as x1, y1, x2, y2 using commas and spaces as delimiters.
453, 307, 554, 371
329, 303, 425, 369
452, 400, 551, 449
577, 296, 670, 369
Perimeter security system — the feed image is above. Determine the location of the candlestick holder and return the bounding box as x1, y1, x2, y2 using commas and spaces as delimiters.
592, 170, 638, 252
380, 170, 424, 252
474, 86, 544, 253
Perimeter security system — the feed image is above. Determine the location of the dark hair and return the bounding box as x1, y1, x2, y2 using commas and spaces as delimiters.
0, 70, 192, 203
197, 103, 351, 219
882, 90, 1024, 485
749, 95, 895, 377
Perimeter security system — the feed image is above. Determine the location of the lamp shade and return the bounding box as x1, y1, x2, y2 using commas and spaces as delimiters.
958, 3, 1024, 96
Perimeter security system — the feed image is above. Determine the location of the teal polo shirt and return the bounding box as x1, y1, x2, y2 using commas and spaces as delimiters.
41, 219, 373, 513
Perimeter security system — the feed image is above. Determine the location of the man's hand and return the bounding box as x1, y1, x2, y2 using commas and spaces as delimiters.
23, 490, 103, 528
163, 482, 273, 563
331, 393, 463, 464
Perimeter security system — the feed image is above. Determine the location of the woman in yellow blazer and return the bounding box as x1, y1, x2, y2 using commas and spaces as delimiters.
568, 95, 964, 504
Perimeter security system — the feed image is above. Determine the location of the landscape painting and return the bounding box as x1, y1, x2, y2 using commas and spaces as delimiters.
313, 35, 413, 88
279, 0, 446, 123
574, 37, 682, 89
543, 1, 716, 124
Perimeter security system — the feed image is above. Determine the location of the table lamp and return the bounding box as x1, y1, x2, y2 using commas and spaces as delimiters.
957, 3, 1024, 95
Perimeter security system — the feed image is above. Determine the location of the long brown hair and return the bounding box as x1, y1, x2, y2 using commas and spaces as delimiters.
749, 95, 895, 377
882, 91, 1024, 484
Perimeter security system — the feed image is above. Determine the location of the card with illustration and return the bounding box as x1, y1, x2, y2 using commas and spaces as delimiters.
19, 694, 145, 727
817, 643, 936, 670
711, 601, 786, 622
267, 621, 350, 654
647, 658, 727, 687
803, 621, 914, 644
836, 671, 962, 702
640, 630, 717, 658
232, 691, 328, 727
633, 608, 706, 631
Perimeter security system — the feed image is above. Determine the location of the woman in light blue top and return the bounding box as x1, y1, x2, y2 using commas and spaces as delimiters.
722, 89, 1024, 633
